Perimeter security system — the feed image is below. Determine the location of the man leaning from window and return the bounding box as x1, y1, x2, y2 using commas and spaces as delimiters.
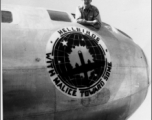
75, 0, 102, 30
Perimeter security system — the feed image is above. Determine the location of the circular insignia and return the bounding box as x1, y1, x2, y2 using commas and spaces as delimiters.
46, 26, 112, 98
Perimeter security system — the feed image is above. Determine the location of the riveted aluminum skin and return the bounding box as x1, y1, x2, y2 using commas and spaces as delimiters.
2, 4, 150, 120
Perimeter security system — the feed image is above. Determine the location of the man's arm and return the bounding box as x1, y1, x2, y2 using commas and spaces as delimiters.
84, 15, 101, 29
85, 20, 98, 25
75, 7, 85, 24
75, 6, 97, 25
91, 7, 102, 29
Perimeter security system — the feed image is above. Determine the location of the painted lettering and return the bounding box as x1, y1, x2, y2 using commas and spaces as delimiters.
49, 69, 56, 77
47, 61, 53, 69
58, 30, 63, 35
57, 83, 63, 89
72, 27, 76, 31
96, 37, 100, 42
46, 53, 53, 61
76, 28, 81, 32
92, 34, 96, 39
62, 28, 67, 33
53, 77, 61, 85
72, 90, 77, 96
67, 28, 71, 32
86, 31, 90, 36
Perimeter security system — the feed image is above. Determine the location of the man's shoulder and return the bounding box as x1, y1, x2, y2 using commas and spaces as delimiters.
77, 5, 83, 9
76, 5, 83, 11
90, 5, 99, 11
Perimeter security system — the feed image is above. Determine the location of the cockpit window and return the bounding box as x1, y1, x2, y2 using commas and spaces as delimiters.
1, 11, 13, 23
47, 10, 71, 22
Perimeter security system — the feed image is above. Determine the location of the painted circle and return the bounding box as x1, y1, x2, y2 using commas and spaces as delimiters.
46, 26, 112, 98
53, 33, 106, 88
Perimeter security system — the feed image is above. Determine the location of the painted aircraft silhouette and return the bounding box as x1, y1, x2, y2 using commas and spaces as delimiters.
2, 4, 150, 120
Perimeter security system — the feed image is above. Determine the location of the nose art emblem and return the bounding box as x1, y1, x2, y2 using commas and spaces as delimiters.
46, 26, 112, 98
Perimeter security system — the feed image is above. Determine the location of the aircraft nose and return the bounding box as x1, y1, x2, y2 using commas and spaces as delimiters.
2, 20, 150, 120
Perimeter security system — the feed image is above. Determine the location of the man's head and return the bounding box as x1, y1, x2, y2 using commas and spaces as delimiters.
82, 0, 92, 6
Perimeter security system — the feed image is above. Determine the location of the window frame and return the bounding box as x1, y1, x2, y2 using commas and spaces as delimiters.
47, 10, 72, 22
1, 10, 13, 23
1, 8, 20, 25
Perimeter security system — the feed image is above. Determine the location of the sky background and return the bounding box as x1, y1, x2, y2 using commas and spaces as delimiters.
1, 0, 151, 120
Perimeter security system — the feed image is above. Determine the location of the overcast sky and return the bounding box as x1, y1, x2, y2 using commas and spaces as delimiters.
1, 0, 151, 120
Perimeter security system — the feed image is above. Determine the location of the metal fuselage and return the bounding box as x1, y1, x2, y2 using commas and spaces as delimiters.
2, 4, 150, 120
